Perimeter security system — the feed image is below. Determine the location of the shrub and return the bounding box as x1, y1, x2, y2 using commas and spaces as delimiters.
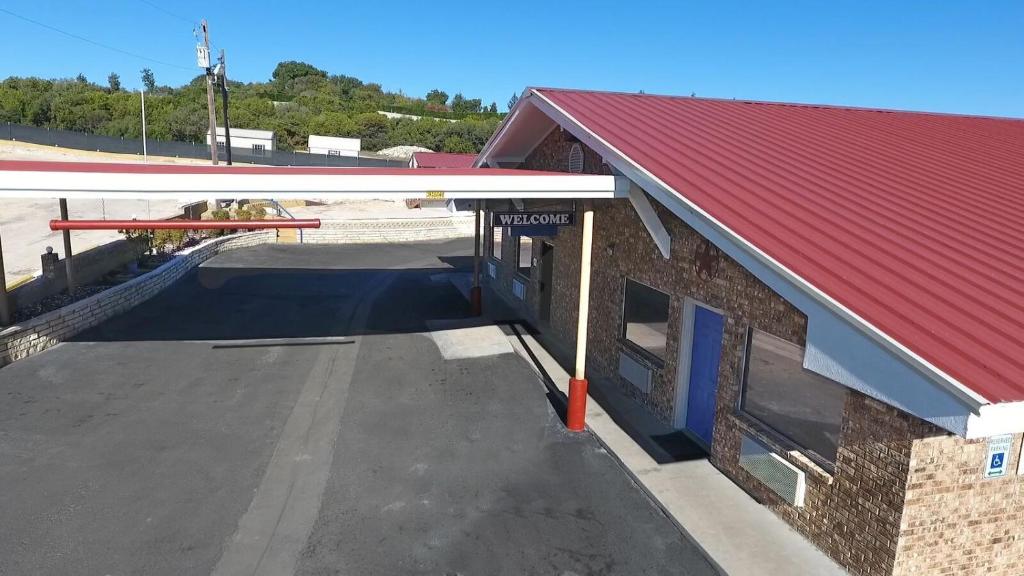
152, 229, 187, 254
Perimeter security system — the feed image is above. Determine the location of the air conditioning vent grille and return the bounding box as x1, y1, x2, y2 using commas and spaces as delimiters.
618, 351, 653, 393
512, 278, 526, 300
739, 434, 806, 507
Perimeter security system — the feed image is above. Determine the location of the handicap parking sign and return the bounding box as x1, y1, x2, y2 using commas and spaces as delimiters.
985, 434, 1013, 479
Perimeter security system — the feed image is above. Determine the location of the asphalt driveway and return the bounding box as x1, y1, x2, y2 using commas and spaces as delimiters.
0, 240, 717, 576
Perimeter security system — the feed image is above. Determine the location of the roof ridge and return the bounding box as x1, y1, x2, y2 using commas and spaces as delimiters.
529, 86, 1024, 123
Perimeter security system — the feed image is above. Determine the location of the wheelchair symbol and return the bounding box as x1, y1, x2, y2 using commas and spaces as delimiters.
991, 453, 1005, 470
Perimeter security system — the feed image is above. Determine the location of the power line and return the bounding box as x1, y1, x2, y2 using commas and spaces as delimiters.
135, 0, 196, 26
0, 6, 193, 71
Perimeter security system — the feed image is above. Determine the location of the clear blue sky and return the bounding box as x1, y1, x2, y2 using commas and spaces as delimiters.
2, 0, 1022, 116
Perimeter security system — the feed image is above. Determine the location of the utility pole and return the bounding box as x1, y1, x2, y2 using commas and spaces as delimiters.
217, 49, 232, 165
201, 19, 218, 166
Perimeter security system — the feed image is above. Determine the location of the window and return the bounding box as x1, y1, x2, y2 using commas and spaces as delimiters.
621, 279, 670, 361
517, 236, 533, 277
740, 329, 846, 465
491, 225, 503, 260
327, 149, 341, 157
252, 144, 266, 156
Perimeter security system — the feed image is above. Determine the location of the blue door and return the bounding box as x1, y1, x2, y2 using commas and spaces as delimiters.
685, 305, 725, 447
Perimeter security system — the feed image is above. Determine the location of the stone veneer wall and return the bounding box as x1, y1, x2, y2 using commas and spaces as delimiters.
0, 231, 274, 367
482, 127, 1016, 576
303, 217, 474, 244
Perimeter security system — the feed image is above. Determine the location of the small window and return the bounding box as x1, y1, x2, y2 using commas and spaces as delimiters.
517, 236, 533, 277
252, 143, 266, 156
740, 329, 846, 465
327, 149, 341, 157
491, 225, 503, 260
621, 279, 670, 361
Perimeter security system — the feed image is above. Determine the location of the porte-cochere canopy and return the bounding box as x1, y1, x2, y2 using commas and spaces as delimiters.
0, 160, 623, 201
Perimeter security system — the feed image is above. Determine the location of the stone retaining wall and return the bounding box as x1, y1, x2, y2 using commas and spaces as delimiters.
302, 217, 474, 244
0, 231, 274, 368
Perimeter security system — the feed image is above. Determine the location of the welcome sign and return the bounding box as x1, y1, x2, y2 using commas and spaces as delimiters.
492, 212, 575, 227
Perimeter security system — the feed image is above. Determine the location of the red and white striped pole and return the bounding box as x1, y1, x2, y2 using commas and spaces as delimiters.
567, 207, 594, 432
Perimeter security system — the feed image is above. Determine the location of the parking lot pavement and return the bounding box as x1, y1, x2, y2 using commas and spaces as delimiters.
0, 240, 717, 576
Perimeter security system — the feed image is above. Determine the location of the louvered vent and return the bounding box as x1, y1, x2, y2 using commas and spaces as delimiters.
739, 434, 806, 507
568, 143, 584, 173
619, 352, 653, 393
512, 278, 526, 300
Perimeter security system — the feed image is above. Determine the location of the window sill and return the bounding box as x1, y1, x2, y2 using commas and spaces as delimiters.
732, 412, 835, 485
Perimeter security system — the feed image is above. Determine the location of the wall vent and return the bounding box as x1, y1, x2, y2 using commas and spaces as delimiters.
487, 262, 497, 279
568, 143, 584, 174
739, 434, 806, 507
512, 278, 526, 300
618, 351, 652, 393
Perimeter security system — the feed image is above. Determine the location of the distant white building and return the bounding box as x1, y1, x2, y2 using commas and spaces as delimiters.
308, 135, 361, 158
206, 127, 275, 155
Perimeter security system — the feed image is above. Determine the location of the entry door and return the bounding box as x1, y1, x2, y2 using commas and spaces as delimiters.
676, 303, 725, 447
538, 243, 555, 322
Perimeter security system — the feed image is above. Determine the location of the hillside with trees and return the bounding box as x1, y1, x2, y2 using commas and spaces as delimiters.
0, 61, 504, 153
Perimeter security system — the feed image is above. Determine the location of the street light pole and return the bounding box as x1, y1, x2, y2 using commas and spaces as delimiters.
140, 88, 148, 162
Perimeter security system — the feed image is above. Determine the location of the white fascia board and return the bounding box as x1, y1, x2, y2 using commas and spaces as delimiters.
475, 88, 535, 168
965, 402, 1024, 439
0, 170, 618, 201
627, 182, 671, 259
529, 89, 990, 435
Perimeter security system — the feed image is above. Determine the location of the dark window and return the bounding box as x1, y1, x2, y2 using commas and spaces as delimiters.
491, 225, 502, 260
621, 279, 670, 361
517, 236, 533, 277
740, 329, 846, 465
252, 144, 266, 156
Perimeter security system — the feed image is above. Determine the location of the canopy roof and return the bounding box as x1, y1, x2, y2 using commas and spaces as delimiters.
0, 160, 621, 201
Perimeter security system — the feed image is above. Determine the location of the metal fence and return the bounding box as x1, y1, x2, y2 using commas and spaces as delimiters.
2, 123, 406, 168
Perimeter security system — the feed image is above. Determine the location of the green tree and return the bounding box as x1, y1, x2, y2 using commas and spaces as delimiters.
425, 89, 448, 107
271, 61, 327, 84
140, 68, 156, 91
0, 61, 504, 155
107, 73, 121, 92
508, 92, 519, 110
441, 135, 474, 153
450, 93, 482, 114
75, 73, 88, 84
488, 102, 497, 114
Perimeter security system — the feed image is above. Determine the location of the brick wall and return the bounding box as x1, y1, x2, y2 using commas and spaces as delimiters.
483, 128, 1019, 576
894, 432, 1024, 575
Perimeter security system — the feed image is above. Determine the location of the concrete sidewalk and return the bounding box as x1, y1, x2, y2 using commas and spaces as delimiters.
506, 326, 848, 576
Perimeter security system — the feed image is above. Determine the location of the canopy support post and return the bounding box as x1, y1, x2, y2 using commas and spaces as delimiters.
58, 199, 75, 296
471, 199, 482, 316
567, 206, 594, 432
0, 225, 10, 326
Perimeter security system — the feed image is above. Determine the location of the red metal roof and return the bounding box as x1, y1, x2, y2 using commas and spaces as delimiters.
412, 152, 477, 169
534, 87, 1024, 404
